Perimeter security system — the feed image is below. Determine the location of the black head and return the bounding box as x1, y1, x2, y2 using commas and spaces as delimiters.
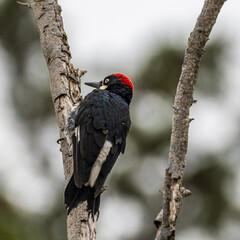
85, 73, 134, 105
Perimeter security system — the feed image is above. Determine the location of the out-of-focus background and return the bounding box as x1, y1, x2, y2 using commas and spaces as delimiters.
0, 0, 240, 239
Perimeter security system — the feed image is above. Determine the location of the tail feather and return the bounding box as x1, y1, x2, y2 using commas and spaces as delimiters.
64, 175, 101, 216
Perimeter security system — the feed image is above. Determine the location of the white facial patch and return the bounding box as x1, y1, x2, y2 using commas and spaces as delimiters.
85, 140, 112, 187
99, 85, 108, 90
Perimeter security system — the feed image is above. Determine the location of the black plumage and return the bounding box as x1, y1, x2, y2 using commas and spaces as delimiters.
64, 73, 133, 217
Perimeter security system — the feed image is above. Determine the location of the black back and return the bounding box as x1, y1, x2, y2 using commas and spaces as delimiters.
75, 89, 131, 192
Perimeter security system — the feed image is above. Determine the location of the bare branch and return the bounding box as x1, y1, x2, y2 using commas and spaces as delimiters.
17, 1, 32, 8
30, 0, 96, 239
182, 187, 192, 198
155, 0, 227, 239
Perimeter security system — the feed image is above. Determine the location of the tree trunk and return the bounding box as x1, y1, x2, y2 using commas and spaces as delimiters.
154, 1, 226, 240
29, 0, 96, 239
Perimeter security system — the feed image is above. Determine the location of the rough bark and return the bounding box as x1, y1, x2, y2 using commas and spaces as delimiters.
154, 0, 226, 239
26, 0, 96, 239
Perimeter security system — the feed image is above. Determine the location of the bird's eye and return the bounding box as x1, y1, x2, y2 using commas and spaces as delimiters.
104, 78, 110, 84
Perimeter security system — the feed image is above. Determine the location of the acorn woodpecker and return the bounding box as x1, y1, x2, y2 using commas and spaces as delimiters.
64, 73, 133, 216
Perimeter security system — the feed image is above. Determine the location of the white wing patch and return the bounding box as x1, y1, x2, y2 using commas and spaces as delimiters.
85, 140, 113, 187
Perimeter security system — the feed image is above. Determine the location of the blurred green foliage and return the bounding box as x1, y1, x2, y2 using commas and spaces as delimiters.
0, 1, 63, 239
0, 1, 238, 240
0, 197, 67, 240
0, 0, 38, 76
137, 47, 184, 95
0, 0, 54, 128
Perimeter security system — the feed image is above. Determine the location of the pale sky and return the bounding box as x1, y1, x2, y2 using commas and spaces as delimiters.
0, 1, 240, 239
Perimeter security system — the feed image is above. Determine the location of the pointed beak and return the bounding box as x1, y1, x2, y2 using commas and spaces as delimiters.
84, 81, 101, 89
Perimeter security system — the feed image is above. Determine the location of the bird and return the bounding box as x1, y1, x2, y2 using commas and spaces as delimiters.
64, 73, 133, 217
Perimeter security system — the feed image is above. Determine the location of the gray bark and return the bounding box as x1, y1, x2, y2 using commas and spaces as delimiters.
154, 0, 227, 239
27, 0, 96, 239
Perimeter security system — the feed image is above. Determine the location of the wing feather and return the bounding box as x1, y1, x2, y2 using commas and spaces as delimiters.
72, 90, 131, 198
